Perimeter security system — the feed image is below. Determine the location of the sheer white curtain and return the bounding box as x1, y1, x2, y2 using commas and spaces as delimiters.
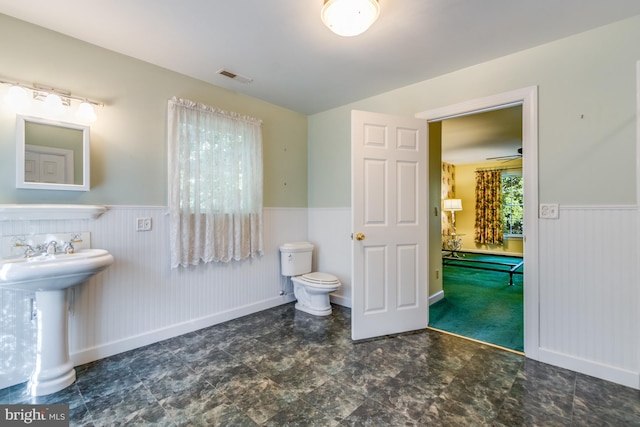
168, 97, 263, 268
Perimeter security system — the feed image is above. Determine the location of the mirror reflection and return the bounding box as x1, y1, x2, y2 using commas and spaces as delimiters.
16, 116, 90, 191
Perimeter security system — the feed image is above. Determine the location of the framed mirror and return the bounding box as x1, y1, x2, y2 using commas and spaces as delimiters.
16, 115, 90, 191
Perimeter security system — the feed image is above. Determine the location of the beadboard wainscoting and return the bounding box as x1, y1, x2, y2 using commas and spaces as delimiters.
0, 206, 306, 389
308, 208, 352, 307
537, 205, 639, 388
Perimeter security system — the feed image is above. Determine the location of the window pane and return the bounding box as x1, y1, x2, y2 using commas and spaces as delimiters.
502, 174, 523, 235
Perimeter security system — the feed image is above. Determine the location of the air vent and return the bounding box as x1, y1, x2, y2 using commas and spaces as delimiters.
216, 68, 253, 84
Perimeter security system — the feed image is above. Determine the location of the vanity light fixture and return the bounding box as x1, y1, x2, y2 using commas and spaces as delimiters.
0, 78, 104, 122
321, 0, 380, 37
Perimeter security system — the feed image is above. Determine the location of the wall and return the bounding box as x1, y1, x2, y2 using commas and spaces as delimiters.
307, 16, 640, 388
0, 14, 310, 388
0, 14, 308, 208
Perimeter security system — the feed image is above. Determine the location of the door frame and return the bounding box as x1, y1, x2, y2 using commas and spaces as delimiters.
415, 86, 539, 357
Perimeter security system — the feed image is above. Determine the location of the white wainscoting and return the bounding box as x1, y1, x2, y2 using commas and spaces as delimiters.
310, 205, 640, 389
0, 206, 306, 389
2, 204, 638, 390
308, 208, 353, 307
537, 205, 639, 388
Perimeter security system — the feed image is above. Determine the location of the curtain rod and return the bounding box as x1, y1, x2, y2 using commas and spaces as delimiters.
475, 166, 522, 172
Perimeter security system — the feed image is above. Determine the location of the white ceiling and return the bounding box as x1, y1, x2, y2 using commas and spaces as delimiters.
1, 0, 640, 116
442, 106, 523, 165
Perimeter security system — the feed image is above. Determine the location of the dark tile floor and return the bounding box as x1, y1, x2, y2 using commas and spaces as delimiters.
2, 303, 640, 426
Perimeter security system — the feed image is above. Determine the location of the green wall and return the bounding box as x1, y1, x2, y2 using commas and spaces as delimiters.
308, 15, 640, 207
0, 14, 308, 207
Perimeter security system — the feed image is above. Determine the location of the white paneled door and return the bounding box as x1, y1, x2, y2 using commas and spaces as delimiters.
351, 110, 428, 340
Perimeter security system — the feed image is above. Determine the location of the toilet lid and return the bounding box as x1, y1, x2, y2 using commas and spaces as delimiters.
301, 272, 340, 285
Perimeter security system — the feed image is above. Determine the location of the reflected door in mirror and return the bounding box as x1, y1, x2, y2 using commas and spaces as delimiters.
16, 115, 90, 191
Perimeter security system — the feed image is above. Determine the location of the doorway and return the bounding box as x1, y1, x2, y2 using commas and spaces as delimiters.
416, 86, 539, 356
431, 106, 524, 352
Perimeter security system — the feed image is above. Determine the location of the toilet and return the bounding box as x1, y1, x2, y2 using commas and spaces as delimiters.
280, 242, 341, 316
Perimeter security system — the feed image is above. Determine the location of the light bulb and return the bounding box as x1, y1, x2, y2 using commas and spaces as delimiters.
76, 101, 97, 122
4, 85, 30, 111
44, 93, 65, 116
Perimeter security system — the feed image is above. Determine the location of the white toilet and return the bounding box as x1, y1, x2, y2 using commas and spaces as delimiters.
280, 242, 341, 316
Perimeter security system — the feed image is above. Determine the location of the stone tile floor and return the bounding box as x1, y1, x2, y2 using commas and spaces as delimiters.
1, 303, 639, 426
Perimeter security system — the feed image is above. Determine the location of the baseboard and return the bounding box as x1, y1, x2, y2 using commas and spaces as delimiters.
330, 293, 351, 308
70, 294, 296, 367
429, 290, 444, 305
537, 348, 639, 390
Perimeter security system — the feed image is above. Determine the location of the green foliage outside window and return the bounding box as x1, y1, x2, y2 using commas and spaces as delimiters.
502, 174, 523, 235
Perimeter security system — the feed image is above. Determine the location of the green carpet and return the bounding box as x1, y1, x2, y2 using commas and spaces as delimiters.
429, 253, 524, 352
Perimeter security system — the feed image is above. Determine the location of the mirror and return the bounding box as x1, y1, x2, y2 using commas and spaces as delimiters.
16, 115, 90, 191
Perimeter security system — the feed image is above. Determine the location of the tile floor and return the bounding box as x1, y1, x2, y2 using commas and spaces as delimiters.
1, 303, 639, 426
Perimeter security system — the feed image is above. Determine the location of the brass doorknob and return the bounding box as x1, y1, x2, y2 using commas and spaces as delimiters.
355, 232, 365, 241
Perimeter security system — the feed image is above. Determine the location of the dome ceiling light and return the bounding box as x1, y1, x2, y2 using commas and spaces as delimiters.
321, 0, 380, 37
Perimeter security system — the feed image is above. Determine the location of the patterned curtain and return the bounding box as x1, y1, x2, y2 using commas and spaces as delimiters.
474, 170, 503, 245
441, 162, 455, 236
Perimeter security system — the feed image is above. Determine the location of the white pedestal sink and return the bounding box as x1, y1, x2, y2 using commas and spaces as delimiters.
0, 249, 113, 396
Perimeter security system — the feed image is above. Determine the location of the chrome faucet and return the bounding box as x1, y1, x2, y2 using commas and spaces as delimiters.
12, 234, 83, 257
46, 240, 58, 255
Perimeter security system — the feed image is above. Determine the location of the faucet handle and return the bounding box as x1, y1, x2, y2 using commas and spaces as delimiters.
69, 233, 83, 243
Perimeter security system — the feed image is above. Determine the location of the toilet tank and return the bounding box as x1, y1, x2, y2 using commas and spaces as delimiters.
280, 242, 313, 276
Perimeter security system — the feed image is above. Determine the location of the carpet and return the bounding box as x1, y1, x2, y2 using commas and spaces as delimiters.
429, 253, 524, 352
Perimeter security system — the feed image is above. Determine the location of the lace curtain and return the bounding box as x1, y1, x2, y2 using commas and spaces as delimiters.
474, 169, 504, 245
167, 97, 263, 268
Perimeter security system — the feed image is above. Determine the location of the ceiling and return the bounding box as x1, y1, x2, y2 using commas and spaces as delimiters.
1, 0, 640, 117
441, 106, 523, 165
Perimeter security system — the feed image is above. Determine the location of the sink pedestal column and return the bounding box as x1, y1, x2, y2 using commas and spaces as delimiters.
27, 289, 76, 396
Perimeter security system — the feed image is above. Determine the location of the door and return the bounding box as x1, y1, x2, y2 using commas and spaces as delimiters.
351, 110, 428, 340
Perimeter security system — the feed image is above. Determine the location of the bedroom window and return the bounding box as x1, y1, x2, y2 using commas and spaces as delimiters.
167, 97, 264, 267
502, 172, 523, 236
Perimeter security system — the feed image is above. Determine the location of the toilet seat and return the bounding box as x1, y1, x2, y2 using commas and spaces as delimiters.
299, 272, 340, 286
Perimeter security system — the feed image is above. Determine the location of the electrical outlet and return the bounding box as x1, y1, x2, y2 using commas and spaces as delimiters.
435, 269, 440, 279
136, 217, 152, 231
539, 204, 559, 219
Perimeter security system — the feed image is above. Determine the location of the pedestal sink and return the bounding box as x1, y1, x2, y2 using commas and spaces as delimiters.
0, 249, 113, 396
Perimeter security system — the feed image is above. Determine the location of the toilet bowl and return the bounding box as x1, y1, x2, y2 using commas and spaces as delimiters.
280, 242, 341, 316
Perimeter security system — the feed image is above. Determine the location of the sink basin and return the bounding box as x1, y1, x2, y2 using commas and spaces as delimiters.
0, 249, 113, 292
0, 248, 113, 396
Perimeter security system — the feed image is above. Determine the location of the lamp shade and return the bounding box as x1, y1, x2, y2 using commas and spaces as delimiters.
76, 101, 97, 122
44, 93, 65, 116
444, 199, 462, 211
321, 0, 380, 37
4, 85, 30, 111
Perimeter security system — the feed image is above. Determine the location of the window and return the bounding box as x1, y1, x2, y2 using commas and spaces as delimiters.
167, 97, 263, 267
502, 173, 523, 236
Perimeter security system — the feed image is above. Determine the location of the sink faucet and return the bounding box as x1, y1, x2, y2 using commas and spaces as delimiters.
12, 234, 83, 257
46, 241, 58, 255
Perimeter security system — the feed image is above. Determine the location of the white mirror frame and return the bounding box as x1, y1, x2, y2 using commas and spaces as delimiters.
16, 115, 90, 191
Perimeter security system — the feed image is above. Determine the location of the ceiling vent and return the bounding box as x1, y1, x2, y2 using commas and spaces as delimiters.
216, 68, 253, 84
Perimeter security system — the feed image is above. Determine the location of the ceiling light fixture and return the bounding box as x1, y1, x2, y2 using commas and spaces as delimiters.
321, 0, 380, 37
